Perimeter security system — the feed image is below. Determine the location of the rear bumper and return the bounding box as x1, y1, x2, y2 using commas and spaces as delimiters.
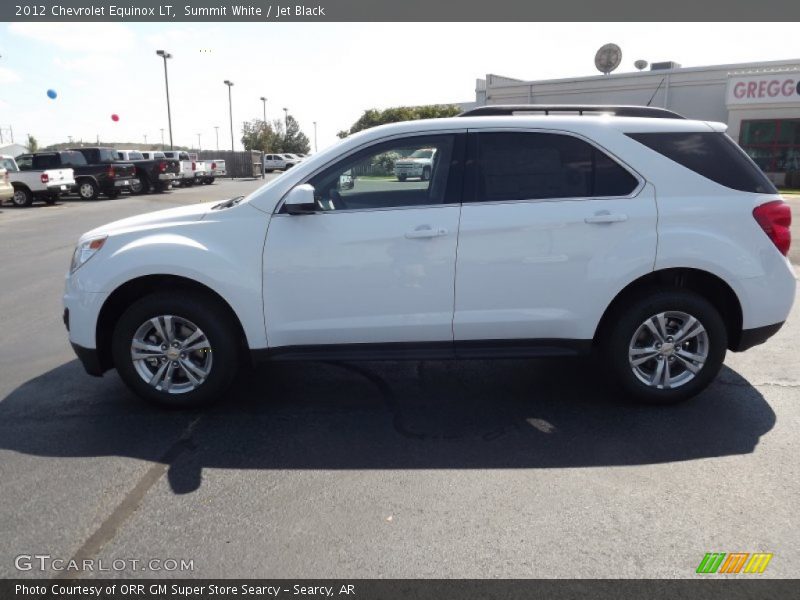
158, 173, 177, 180
731, 322, 785, 352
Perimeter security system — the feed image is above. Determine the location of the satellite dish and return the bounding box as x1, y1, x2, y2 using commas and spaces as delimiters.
634, 59, 648, 71
595, 43, 622, 75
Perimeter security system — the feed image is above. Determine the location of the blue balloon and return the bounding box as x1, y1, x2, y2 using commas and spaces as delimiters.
46, 89, 57, 99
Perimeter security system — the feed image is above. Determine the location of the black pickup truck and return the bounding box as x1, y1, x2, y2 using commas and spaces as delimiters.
113, 150, 181, 194
64, 147, 138, 200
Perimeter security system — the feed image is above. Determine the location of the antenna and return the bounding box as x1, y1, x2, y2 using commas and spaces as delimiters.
595, 43, 622, 75
646, 77, 666, 107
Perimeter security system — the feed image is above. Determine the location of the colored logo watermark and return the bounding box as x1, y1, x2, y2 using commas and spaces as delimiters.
696, 552, 773, 574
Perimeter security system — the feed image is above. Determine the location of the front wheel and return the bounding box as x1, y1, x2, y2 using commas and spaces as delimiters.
601, 290, 727, 404
111, 292, 240, 407
421, 167, 431, 181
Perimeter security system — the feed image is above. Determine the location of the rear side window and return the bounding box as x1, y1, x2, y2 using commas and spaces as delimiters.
33, 154, 58, 169
626, 132, 777, 194
474, 132, 639, 202
60, 151, 87, 166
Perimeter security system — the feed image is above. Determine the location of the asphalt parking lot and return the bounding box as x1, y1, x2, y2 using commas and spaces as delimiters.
0, 181, 798, 579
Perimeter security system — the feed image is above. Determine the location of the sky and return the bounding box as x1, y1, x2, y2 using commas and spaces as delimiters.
0, 22, 798, 152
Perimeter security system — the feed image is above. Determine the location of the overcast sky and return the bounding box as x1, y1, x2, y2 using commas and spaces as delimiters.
0, 22, 798, 152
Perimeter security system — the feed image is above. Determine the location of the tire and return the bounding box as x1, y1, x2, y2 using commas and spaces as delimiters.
207, 177, 215, 184
154, 182, 170, 193
130, 176, 150, 195
421, 167, 431, 181
601, 289, 727, 404
44, 194, 58, 205
77, 179, 99, 200
397, 175, 407, 182
106, 190, 120, 199
111, 291, 240, 408
11, 186, 33, 207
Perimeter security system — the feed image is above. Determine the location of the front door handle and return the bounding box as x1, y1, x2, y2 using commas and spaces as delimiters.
585, 212, 628, 224
405, 225, 448, 239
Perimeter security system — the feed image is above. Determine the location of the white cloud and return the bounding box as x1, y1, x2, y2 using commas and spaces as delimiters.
9, 23, 135, 52
0, 66, 21, 84
54, 55, 124, 73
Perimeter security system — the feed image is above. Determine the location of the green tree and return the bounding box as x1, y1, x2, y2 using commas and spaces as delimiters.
241, 119, 278, 152
26, 134, 39, 153
337, 104, 462, 138
279, 115, 311, 154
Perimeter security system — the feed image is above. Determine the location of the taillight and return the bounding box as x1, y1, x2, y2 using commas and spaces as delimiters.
191, 161, 196, 171
40, 173, 49, 184
211, 162, 216, 170
158, 161, 166, 172
107, 165, 116, 178
753, 200, 792, 256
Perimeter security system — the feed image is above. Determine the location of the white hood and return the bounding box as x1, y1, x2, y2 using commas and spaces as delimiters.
81, 203, 212, 241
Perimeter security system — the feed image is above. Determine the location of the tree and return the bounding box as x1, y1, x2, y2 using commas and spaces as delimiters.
241, 119, 279, 152
26, 134, 39, 153
337, 104, 462, 138
241, 115, 310, 154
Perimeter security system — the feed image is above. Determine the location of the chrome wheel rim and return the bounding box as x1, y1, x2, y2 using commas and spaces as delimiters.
628, 311, 709, 390
79, 183, 94, 198
130, 315, 212, 394
12, 190, 27, 205
130, 180, 142, 193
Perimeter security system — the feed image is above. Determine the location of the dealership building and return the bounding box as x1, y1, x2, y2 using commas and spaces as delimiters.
471, 58, 800, 186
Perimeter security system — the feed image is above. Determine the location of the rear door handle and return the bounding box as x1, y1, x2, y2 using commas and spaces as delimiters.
405, 225, 448, 239
585, 212, 628, 224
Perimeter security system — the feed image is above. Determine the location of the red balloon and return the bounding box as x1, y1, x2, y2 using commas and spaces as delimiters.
111, 114, 120, 122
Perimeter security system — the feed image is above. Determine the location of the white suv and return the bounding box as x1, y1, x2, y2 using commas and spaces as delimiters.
63, 105, 795, 407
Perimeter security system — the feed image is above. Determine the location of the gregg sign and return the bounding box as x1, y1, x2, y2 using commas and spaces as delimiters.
727, 72, 800, 105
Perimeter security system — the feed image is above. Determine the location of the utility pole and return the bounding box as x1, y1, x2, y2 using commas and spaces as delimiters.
223, 80, 234, 177
282, 107, 288, 132
196, 133, 201, 151
144, 134, 148, 145
156, 50, 174, 149
313, 121, 318, 153
214, 126, 219, 151
160, 128, 165, 148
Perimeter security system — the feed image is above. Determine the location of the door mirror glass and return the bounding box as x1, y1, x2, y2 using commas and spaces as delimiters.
283, 184, 317, 215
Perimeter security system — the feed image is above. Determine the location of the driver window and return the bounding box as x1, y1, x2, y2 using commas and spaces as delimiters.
308, 135, 455, 211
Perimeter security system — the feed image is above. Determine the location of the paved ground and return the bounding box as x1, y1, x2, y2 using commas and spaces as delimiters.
0, 179, 798, 579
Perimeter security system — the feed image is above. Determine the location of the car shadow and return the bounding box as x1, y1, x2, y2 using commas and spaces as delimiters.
0, 358, 774, 494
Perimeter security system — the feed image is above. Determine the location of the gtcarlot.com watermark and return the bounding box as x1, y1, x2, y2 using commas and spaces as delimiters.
15, 553, 194, 573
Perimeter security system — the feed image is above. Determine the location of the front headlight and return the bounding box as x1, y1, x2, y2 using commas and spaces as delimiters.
70, 236, 107, 273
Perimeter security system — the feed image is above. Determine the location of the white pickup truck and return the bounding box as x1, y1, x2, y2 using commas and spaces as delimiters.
393, 147, 437, 181
1, 154, 76, 207
162, 151, 205, 187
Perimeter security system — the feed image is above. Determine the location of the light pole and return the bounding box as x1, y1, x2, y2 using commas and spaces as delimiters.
156, 50, 174, 150
260, 96, 267, 131
313, 121, 317, 153
282, 107, 288, 132
214, 126, 219, 151
143, 134, 148, 145
196, 133, 202, 151
160, 128, 165, 148
224, 80, 234, 177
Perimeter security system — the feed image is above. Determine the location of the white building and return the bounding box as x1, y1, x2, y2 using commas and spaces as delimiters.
0, 143, 29, 158
474, 59, 800, 186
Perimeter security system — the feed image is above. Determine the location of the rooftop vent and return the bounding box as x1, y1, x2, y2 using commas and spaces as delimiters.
650, 61, 681, 71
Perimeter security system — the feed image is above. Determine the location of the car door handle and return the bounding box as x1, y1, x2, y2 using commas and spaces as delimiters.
405, 225, 448, 239
584, 212, 628, 224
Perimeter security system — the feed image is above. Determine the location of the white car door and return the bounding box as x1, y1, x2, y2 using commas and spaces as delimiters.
453, 130, 657, 350
263, 133, 465, 350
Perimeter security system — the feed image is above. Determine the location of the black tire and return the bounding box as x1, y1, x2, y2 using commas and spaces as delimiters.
44, 194, 58, 205
421, 167, 431, 181
397, 174, 407, 182
106, 190, 120, 199
130, 176, 150, 195
111, 291, 240, 408
77, 179, 99, 201
601, 289, 727, 404
11, 186, 33, 207
154, 182, 170, 193
207, 177, 215, 184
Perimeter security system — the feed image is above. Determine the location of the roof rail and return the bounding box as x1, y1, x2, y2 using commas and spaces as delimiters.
458, 104, 685, 119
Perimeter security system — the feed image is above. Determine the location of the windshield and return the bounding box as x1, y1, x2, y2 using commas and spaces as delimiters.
409, 149, 434, 159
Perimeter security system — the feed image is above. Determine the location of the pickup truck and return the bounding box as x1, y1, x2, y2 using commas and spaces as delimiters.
162, 151, 204, 187
187, 153, 210, 185
393, 147, 437, 181
114, 149, 180, 194
2, 153, 76, 207
61, 147, 137, 200
263, 153, 301, 172
199, 159, 226, 184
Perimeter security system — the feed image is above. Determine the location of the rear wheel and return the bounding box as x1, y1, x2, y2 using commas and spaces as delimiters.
397, 174, 407, 182
106, 190, 120, 199
12, 187, 33, 207
112, 292, 240, 407
44, 194, 58, 205
601, 289, 727, 404
77, 180, 99, 200
421, 167, 431, 181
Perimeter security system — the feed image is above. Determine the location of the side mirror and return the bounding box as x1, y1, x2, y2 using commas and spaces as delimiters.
283, 184, 317, 215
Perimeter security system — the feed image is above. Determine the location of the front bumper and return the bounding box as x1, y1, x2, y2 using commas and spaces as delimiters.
731, 322, 785, 352
70, 341, 105, 376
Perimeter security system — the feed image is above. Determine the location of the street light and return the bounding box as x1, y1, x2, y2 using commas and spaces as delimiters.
313, 121, 317, 153
214, 126, 219, 151
224, 81, 234, 177
160, 128, 165, 148
282, 107, 288, 132
155, 50, 174, 150
260, 96, 267, 129
196, 133, 202, 151
143, 134, 148, 145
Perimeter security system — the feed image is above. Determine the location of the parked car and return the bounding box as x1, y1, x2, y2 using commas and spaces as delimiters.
263, 153, 289, 172
162, 151, 202, 186
0, 158, 14, 204
338, 169, 355, 190
114, 149, 180, 194
199, 159, 226, 184
63, 105, 794, 408
281, 154, 302, 168
187, 154, 210, 185
5, 153, 76, 207
139, 151, 166, 160
63, 147, 137, 200
394, 147, 437, 181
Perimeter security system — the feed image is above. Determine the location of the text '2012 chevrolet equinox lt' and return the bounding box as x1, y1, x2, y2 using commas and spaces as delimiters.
63, 105, 795, 407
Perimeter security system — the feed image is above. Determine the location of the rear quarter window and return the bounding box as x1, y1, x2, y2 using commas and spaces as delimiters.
626, 132, 777, 194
